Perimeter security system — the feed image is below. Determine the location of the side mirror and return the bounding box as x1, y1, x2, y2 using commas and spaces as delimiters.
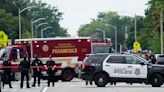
140, 62, 145, 65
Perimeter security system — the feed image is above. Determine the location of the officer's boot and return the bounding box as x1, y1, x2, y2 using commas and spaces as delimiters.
9, 83, 12, 88
86, 81, 88, 85
90, 81, 93, 85
27, 82, 30, 88
32, 84, 35, 87
52, 82, 55, 87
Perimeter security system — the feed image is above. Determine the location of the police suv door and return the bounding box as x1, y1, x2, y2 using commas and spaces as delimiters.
103, 55, 128, 78
125, 55, 147, 78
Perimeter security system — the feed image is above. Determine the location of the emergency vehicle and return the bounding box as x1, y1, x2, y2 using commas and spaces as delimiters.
80, 53, 164, 87
0, 37, 112, 81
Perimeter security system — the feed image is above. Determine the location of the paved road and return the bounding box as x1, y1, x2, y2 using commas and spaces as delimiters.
1, 79, 164, 92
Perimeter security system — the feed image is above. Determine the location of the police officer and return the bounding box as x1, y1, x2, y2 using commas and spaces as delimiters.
45, 55, 56, 87
2, 60, 12, 88
19, 56, 30, 88
110, 82, 116, 85
85, 80, 93, 85
31, 55, 43, 87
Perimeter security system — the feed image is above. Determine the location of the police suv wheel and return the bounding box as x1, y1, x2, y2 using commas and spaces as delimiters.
94, 73, 108, 87
150, 74, 163, 87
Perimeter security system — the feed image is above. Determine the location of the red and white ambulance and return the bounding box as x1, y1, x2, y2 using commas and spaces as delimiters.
0, 37, 112, 81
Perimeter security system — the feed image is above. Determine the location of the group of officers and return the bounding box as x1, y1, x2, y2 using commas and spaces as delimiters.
2, 55, 56, 88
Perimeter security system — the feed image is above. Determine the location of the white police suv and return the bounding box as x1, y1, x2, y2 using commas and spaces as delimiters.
80, 53, 164, 87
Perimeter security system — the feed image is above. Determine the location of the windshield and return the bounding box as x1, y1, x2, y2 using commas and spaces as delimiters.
0, 48, 10, 60
133, 54, 149, 64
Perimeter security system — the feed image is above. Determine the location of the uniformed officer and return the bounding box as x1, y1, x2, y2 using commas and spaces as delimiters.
2, 60, 12, 88
85, 80, 93, 85
45, 55, 56, 87
110, 82, 116, 85
31, 55, 43, 87
19, 56, 30, 88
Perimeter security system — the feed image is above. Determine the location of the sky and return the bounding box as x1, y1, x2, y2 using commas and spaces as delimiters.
42, 0, 149, 37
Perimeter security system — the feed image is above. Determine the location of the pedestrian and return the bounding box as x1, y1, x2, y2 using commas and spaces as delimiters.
19, 56, 30, 88
2, 60, 12, 88
45, 55, 56, 87
150, 54, 157, 64
144, 54, 149, 61
31, 55, 43, 87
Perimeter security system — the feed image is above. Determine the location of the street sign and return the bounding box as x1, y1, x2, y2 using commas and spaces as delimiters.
0, 30, 8, 47
133, 41, 141, 52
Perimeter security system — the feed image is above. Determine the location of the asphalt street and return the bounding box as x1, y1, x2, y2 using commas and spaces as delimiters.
1, 78, 164, 92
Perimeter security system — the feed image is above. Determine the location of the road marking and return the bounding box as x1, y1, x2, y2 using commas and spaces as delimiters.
69, 85, 75, 87
12, 89, 18, 92
41, 85, 48, 92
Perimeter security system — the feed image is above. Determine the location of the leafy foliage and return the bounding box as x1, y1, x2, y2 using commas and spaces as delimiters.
0, 0, 67, 39
78, 11, 136, 51
141, 0, 164, 53
0, 9, 18, 39
78, 0, 164, 53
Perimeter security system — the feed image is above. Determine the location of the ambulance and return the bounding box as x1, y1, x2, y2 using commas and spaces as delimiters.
0, 37, 112, 81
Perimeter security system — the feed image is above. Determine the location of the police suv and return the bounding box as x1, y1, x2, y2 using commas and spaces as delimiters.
80, 53, 164, 87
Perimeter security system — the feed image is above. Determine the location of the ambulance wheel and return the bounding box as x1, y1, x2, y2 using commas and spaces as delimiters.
94, 73, 108, 87
61, 69, 74, 81
150, 74, 163, 87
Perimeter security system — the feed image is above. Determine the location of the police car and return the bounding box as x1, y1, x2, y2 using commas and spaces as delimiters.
80, 53, 164, 87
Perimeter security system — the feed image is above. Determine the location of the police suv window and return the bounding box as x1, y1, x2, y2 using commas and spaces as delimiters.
125, 56, 142, 64
84, 54, 108, 64
106, 56, 126, 63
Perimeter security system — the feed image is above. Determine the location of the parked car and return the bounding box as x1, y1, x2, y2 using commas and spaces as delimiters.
155, 54, 164, 64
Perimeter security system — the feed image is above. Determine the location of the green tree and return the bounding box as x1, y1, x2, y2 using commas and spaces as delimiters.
78, 11, 134, 51
0, 0, 30, 39
0, 0, 67, 39
28, 0, 67, 38
0, 0, 29, 16
0, 9, 19, 39
141, 0, 164, 53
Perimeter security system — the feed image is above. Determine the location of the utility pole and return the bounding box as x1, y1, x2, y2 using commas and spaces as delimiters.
31, 20, 34, 38
125, 26, 128, 51
125, 26, 128, 41
18, 9, 21, 39
160, 8, 163, 54
115, 27, 117, 53
134, 14, 137, 41
18, 6, 36, 39
120, 44, 122, 53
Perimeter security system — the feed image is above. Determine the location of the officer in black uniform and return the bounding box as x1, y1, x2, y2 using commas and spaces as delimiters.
85, 80, 93, 85
2, 60, 12, 88
45, 55, 56, 87
31, 55, 43, 87
19, 56, 30, 88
